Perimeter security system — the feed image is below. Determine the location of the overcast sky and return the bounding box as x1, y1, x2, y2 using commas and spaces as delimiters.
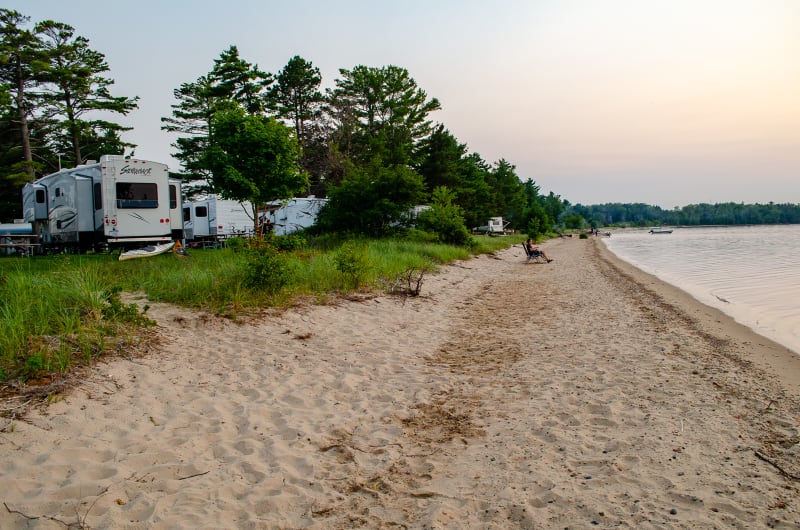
8, 0, 800, 208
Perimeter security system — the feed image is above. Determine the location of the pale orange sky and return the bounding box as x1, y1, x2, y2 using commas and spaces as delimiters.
9, 0, 800, 208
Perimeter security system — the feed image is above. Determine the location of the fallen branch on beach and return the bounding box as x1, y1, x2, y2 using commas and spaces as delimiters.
4, 483, 110, 528
754, 450, 800, 480
177, 470, 210, 480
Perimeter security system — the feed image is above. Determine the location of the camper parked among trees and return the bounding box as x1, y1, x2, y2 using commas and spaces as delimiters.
262, 197, 327, 236
182, 196, 253, 245
22, 155, 181, 253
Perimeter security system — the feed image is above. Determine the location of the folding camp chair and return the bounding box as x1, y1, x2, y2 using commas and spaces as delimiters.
522, 243, 549, 263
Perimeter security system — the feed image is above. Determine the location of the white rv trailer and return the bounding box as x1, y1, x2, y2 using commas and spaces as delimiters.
182, 196, 253, 243
471, 216, 510, 236
22, 155, 181, 252
263, 197, 327, 236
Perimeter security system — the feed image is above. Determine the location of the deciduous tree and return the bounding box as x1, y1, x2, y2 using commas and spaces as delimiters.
316, 162, 426, 236
204, 107, 306, 236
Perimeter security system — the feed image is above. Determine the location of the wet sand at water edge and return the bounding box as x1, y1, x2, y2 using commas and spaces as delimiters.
2, 237, 800, 529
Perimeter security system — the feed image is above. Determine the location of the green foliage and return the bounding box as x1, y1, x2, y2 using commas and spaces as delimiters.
485, 159, 527, 228
453, 153, 494, 229
206, 107, 306, 225
569, 202, 800, 227
101, 286, 154, 327
334, 240, 372, 289
317, 163, 426, 236
225, 236, 248, 251
327, 64, 441, 167
525, 200, 551, 240
269, 55, 323, 143
0, 234, 529, 381
562, 213, 587, 230
243, 245, 293, 293
416, 125, 467, 193
35, 19, 139, 165
272, 233, 307, 252
208, 45, 272, 115
160, 75, 216, 190
1, 7, 137, 188
0, 259, 152, 382
416, 186, 472, 246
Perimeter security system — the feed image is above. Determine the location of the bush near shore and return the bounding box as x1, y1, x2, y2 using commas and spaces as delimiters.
0, 234, 522, 385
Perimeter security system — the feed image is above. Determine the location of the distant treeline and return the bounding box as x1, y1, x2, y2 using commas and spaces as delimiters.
567, 202, 800, 227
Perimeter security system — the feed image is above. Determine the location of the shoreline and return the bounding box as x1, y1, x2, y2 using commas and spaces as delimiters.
2, 237, 799, 528
600, 225, 800, 359
596, 238, 800, 397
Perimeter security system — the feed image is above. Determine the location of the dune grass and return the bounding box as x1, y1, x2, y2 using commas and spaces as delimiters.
0, 234, 522, 384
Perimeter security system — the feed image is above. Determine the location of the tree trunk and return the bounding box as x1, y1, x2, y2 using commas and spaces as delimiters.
14, 59, 34, 181
64, 90, 82, 164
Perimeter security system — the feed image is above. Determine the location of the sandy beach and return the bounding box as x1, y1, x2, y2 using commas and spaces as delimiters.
2, 237, 800, 529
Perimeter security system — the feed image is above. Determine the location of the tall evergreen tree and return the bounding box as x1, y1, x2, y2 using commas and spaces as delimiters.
35, 20, 138, 166
327, 65, 440, 167
268, 55, 326, 195
208, 45, 271, 115
485, 159, 526, 227
164, 46, 274, 195
0, 97, 27, 221
0, 9, 44, 180
456, 153, 493, 229
416, 124, 467, 194
161, 75, 218, 195
269, 55, 323, 146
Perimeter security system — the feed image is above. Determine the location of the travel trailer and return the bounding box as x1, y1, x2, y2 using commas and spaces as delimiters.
182, 196, 254, 243
22, 155, 181, 252
472, 217, 510, 236
262, 197, 327, 236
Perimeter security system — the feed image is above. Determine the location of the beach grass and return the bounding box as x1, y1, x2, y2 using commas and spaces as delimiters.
0, 234, 523, 383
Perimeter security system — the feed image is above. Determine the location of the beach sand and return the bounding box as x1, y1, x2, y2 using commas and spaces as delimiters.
2, 237, 800, 529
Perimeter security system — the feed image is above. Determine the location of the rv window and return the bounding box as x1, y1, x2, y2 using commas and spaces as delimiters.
36, 189, 45, 203
170, 185, 178, 209
55, 188, 62, 198
182, 206, 191, 222
195, 206, 208, 217
116, 182, 158, 208
93, 183, 102, 210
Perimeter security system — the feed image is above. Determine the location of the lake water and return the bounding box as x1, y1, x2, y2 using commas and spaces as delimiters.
602, 225, 800, 355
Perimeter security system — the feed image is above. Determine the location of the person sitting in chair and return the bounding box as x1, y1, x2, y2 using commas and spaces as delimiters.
526, 238, 553, 262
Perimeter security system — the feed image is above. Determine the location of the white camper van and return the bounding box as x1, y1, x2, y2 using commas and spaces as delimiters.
183, 196, 253, 244
22, 155, 180, 252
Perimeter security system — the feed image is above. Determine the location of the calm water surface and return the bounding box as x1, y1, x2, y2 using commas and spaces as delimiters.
602, 225, 800, 355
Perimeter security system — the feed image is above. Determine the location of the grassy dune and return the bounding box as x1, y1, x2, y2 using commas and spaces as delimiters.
0, 235, 521, 384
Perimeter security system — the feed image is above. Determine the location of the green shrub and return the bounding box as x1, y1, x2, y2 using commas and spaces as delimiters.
25, 352, 46, 374
416, 186, 472, 246
225, 237, 248, 251
273, 233, 307, 252
102, 286, 154, 327
334, 241, 372, 289
243, 245, 293, 293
